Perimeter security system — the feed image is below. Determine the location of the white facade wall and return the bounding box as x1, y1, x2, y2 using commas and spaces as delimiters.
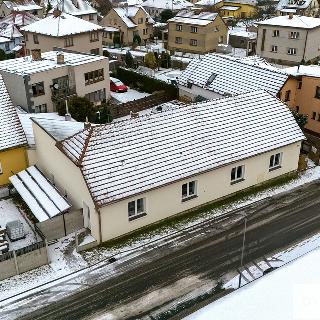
98, 142, 301, 242
178, 85, 223, 101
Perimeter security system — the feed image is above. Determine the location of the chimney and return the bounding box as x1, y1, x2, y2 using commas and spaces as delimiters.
57, 52, 64, 64
31, 49, 41, 61
130, 111, 139, 118
289, 12, 293, 19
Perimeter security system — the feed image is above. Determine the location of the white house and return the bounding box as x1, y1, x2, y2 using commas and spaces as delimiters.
14, 90, 304, 245
178, 53, 289, 101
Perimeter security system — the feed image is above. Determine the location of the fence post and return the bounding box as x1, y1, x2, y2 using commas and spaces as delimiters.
13, 250, 20, 275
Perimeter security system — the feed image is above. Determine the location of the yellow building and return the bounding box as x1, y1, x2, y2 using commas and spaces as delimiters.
195, 0, 257, 19
0, 75, 28, 186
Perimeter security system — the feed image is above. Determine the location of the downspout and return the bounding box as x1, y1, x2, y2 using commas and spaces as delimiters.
302, 29, 309, 64
97, 207, 102, 243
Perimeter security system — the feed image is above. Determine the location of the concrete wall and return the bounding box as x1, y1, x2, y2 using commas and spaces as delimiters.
36, 210, 84, 241
98, 142, 301, 242
178, 84, 223, 102
25, 31, 103, 55
0, 245, 48, 281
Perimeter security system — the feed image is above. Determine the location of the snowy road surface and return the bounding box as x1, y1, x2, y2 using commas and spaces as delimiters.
3, 179, 320, 319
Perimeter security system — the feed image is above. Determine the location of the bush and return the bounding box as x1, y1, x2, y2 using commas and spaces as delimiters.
160, 52, 171, 68
113, 67, 178, 98
160, 9, 174, 22
133, 34, 141, 46
291, 110, 308, 128
145, 52, 158, 70
125, 50, 134, 68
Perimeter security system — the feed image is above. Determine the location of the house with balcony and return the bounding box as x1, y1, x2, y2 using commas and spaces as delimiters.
167, 11, 228, 54
100, 6, 154, 46
0, 0, 43, 18
256, 14, 320, 65
21, 11, 104, 55
0, 75, 28, 186
21, 90, 304, 244
276, 0, 319, 17
46, 0, 99, 24
0, 49, 110, 113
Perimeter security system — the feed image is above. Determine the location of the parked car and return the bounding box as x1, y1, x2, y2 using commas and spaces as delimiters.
110, 77, 128, 93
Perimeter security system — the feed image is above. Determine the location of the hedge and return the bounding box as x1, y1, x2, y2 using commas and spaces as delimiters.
113, 67, 178, 98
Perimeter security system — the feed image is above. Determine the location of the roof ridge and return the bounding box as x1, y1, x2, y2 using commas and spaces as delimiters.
77, 125, 94, 166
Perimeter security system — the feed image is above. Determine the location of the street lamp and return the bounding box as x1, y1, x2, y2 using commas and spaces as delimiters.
238, 213, 248, 288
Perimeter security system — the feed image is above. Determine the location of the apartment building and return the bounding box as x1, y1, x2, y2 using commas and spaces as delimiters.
167, 11, 228, 54
21, 12, 104, 55
256, 14, 320, 65
0, 49, 110, 113
100, 6, 154, 46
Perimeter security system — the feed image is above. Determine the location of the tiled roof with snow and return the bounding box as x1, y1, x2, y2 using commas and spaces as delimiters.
0, 12, 40, 27
284, 65, 320, 77
195, 0, 255, 6
113, 6, 154, 28
142, 0, 193, 10
178, 54, 288, 96
257, 15, 320, 29
21, 12, 103, 36
276, 0, 313, 10
3, 0, 42, 11
168, 10, 218, 25
48, 0, 97, 16
0, 23, 22, 39
229, 29, 257, 39
57, 90, 304, 207
0, 50, 107, 76
0, 75, 27, 152
31, 118, 84, 142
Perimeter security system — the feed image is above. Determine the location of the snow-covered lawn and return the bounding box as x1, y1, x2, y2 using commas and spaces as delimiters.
185, 246, 320, 320
1, 163, 320, 301
0, 199, 37, 251
110, 87, 150, 103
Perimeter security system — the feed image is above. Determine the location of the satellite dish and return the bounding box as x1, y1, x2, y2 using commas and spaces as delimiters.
53, 83, 59, 89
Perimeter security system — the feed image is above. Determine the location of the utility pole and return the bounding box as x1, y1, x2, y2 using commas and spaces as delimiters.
238, 215, 247, 288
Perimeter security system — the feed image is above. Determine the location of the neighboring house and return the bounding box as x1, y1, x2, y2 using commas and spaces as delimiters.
100, 6, 154, 46
195, 0, 257, 19
280, 65, 320, 136
142, 0, 193, 19
276, 0, 319, 17
46, 0, 99, 24
0, 0, 43, 17
0, 75, 28, 186
256, 14, 320, 65
28, 90, 304, 244
0, 49, 110, 113
177, 53, 291, 102
21, 12, 104, 55
167, 11, 228, 54
228, 29, 257, 54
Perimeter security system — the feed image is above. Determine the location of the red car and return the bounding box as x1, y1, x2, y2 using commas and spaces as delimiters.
110, 77, 128, 92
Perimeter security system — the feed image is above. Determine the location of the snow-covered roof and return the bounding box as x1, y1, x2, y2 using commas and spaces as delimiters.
178, 54, 288, 96
113, 6, 154, 28
195, 0, 223, 6
47, 0, 97, 16
0, 36, 11, 43
104, 26, 119, 32
18, 112, 76, 146
9, 166, 71, 222
31, 117, 84, 141
185, 248, 320, 320
168, 11, 218, 25
2, 0, 42, 11
195, 0, 255, 6
0, 75, 27, 152
142, 0, 193, 10
284, 65, 320, 77
21, 12, 103, 36
0, 11, 40, 27
257, 15, 320, 29
0, 23, 22, 39
0, 50, 107, 76
57, 90, 304, 207
229, 29, 257, 38
220, 5, 240, 10
277, 0, 313, 11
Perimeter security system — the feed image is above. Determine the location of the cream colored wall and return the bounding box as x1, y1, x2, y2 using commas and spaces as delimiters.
304, 27, 320, 62
130, 8, 154, 43
26, 148, 37, 166
32, 122, 100, 241
99, 142, 301, 241
25, 31, 103, 54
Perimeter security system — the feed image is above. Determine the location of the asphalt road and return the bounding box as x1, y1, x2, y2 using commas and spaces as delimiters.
7, 180, 320, 320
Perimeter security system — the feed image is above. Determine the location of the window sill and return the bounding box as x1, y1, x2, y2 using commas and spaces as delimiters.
129, 212, 147, 221
231, 178, 245, 185
269, 166, 281, 172
182, 194, 198, 202
90, 39, 99, 42
33, 93, 45, 97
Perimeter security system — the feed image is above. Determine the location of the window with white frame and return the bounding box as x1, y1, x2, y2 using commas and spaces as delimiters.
128, 198, 145, 220
0, 161, 2, 174
271, 45, 278, 52
290, 31, 299, 39
191, 26, 198, 33
181, 181, 197, 201
64, 36, 74, 47
273, 30, 279, 37
288, 47, 297, 55
190, 39, 197, 46
269, 153, 282, 171
231, 165, 245, 184
176, 24, 182, 31
175, 37, 182, 44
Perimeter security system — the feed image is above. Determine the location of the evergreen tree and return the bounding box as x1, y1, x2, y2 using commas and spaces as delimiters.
160, 9, 174, 22
125, 51, 134, 68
